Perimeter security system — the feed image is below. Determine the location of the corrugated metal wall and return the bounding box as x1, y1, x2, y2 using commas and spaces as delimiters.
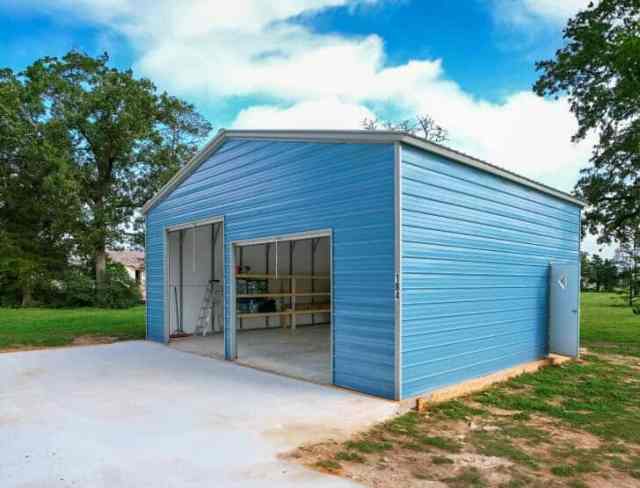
400, 144, 581, 399
146, 139, 397, 399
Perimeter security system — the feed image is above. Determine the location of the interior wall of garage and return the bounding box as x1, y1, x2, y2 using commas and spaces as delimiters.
167, 224, 223, 335
236, 238, 330, 330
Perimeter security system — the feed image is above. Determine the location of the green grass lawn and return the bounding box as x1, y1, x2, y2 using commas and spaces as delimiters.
0, 306, 146, 349
2, 290, 640, 485
581, 292, 640, 356
2, 292, 634, 353
301, 292, 640, 487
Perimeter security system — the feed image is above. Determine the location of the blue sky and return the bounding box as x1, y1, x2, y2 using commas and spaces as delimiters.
1, 2, 571, 107
0, 1, 595, 192
2, 0, 609, 254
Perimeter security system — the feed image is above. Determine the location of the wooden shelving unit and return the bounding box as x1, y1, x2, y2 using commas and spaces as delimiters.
236, 308, 331, 319
235, 273, 330, 330
236, 292, 329, 298
236, 273, 329, 280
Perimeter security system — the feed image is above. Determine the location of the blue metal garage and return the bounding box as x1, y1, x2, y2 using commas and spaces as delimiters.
143, 130, 581, 401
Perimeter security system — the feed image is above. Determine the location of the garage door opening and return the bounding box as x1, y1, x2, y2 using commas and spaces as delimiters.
166, 221, 225, 356
231, 234, 332, 384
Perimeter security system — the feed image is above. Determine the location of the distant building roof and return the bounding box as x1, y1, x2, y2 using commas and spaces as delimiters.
108, 250, 145, 270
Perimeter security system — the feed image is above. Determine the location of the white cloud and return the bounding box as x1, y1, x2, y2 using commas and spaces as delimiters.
233, 97, 375, 129
522, 0, 591, 22
16, 0, 595, 191
231, 83, 593, 192
492, 0, 593, 26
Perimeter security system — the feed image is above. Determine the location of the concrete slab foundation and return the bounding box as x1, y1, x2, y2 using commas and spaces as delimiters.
1, 341, 397, 487
169, 324, 331, 384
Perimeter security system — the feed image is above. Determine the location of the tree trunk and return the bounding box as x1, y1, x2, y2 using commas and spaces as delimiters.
21, 287, 33, 307
96, 247, 107, 288
94, 188, 107, 289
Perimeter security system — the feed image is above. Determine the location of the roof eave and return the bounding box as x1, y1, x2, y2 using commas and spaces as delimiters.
397, 134, 585, 208
142, 129, 584, 214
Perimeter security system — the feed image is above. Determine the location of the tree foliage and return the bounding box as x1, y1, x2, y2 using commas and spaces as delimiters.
0, 51, 212, 306
23, 52, 212, 286
534, 0, 640, 244
362, 114, 448, 144
582, 253, 619, 292
0, 67, 79, 305
614, 229, 640, 306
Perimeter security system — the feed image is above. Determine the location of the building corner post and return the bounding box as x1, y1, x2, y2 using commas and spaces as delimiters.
394, 142, 403, 401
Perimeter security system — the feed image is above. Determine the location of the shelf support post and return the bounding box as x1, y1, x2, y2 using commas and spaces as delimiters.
291, 277, 297, 332
265, 242, 270, 329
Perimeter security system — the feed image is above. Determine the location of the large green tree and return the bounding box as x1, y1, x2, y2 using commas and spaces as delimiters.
534, 0, 640, 244
0, 68, 78, 305
21, 51, 212, 287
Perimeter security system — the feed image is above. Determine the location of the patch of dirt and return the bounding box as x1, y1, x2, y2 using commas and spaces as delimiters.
526, 414, 602, 450
286, 352, 640, 487
450, 452, 510, 468
71, 335, 118, 346
0, 345, 48, 353
583, 473, 640, 488
287, 438, 515, 487
548, 427, 602, 450
481, 405, 520, 417
264, 422, 355, 446
0, 336, 119, 353
600, 352, 640, 371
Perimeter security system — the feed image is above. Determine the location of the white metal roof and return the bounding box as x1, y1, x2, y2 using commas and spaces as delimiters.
142, 129, 584, 214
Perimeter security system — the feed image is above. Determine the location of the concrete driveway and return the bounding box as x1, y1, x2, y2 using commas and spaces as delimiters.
1, 341, 398, 488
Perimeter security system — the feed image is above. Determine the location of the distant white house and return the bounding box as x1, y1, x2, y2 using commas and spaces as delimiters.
107, 250, 145, 298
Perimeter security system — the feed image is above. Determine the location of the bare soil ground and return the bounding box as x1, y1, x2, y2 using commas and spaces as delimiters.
1, 335, 118, 353
286, 351, 640, 488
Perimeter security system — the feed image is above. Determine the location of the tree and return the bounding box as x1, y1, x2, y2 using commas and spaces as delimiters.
580, 252, 592, 290
590, 254, 605, 291
20, 51, 212, 289
534, 0, 640, 245
601, 258, 620, 292
614, 228, 640, 305
0, 68, 79, 305
362, 114, 448, 144
588, 253, 619, 292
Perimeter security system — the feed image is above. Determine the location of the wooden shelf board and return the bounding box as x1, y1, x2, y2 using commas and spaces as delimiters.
236, 273, 330, 280
237, 292, 330, 298
236, 308, 331, 319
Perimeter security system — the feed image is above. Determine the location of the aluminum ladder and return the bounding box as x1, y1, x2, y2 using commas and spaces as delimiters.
194, 280, 222, 336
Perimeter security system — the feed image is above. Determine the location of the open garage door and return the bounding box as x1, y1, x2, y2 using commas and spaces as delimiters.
231, 232, 332, 384
166, 220, 225, 357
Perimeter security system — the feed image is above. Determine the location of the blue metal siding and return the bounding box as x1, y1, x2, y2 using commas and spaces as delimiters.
146, 139, 396, 399
400, 144, 581, 399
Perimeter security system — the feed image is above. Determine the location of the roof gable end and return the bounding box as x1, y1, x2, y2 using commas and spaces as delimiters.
142, 129, 583, 214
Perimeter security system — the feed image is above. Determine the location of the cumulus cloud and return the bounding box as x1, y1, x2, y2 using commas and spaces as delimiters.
492, 0, 593, 25
15, 0, 595, 191
232, 80, 593, 192
234, 98, 375, 130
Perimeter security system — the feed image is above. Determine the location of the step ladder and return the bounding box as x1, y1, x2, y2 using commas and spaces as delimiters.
194, 280, 223, 336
